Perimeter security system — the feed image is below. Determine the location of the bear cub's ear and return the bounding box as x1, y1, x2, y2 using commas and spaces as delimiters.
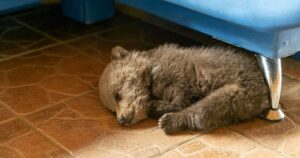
111, 46, 130, 60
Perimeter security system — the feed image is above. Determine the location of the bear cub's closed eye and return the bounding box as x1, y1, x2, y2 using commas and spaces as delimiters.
114, 92, 122, 103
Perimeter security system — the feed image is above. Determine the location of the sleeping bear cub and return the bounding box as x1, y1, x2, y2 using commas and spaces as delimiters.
99, 44, 268, 134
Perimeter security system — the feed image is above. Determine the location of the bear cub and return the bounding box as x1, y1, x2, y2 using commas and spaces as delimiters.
99, 44, 268, 134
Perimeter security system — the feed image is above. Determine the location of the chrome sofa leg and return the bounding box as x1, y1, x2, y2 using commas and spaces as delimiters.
256, 55, 285, 121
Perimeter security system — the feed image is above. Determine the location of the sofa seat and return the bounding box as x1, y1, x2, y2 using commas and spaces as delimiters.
116, 0, 300, 59
0, 0, 40, 15
167, 0, 300, 32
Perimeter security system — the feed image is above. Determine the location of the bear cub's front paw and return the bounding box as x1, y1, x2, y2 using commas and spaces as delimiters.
158, 113, 184, 134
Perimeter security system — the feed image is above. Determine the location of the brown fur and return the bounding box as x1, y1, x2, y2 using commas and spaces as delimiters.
99, 44, 268, 134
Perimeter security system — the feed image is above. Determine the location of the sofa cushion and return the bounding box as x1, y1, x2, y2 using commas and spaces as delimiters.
0, 0, 40, 15
167, 0, 300, 32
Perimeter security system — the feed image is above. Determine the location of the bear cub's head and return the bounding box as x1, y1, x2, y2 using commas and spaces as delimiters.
99, 46, 158, 125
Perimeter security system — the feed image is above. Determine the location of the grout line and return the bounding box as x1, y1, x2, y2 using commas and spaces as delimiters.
151, 134, 202, 158
64, 22, 138, 44
1, 16, 137, 63
227, 127, 289, 158
7, 5, 44, 19
283, 74, 300, 82
0, 43, 59, 62
12, 16, 137, 46
283, 108, 300, 113
0, 116, 18, 124
22, 117, 76, 158
11, 17, 74, 43
0, 100, 76, 157
226, 127, 269, 148
23, 90, 97, 116
0, 89, 97, 157
285, 116, 297, 128
3, 130, 33, 146
0, 139, 28, 158
10, 17, 137, 65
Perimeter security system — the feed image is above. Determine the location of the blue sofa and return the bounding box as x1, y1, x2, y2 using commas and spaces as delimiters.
0, 0, 40, 15
62, 0, 300, 121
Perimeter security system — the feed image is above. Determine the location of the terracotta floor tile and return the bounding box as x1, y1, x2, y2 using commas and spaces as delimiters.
131, 146, 161, 158
48, 92, 74, 104
160, 150, 183, 158
282, 58, 300, 80
7, 66, 55, 86
168, 129, 258, 157
1, 85, 50, 114
286, 110, 300, 126
93, 22, 199, 46
76, 148, 128, 158
59, 54, 104, 87
67, 22, 201, 65
67, 23, 156, 65
168, 148, 242, 158
281, 75, 300, 97
0, 19, 55, 60
25, 104, 67, 125
60, 54, 103, 74
26, 95, 111, 152
0, 146, 23, 158
16, 4, 138, 41
25, 94, 111, 126
140, 24, 202, 47
229, 118, 295, 150
178, 138, 207, 154
67, 36, 117, 64
1, 138, 71, 158
282, 128, 300, 158
0, 72, 7, 88
147, 130, 195, 151
8, 131, 72, 158
0, 52, 58, 72
282, 76, 300, 94
200, 128, 256, 152
0, 45, 103, 114
188, 148, 240, 158
64, 95, 113, 120
0, 119, 31, 143
39, 119, 110, 152
25, 93, 196, 158
40, 75, 92, 95
281, 76, 300, 111
243, 148, 283, 158
40, 45, 77, 57
0, 103, 15, 122
96, 23, 147, 42
0, 89, 4, 96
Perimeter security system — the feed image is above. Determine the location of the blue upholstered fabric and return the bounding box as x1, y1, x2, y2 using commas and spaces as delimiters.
0, 0, 40, 15
167, 0, 300, 32
294, 53, 300, 60
117, 0, 300, 59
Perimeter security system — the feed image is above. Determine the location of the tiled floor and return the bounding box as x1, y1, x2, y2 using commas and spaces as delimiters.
0, 4, 300, 158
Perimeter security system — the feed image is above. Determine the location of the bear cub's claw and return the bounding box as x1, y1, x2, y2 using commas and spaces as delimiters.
158, 113, 184, 134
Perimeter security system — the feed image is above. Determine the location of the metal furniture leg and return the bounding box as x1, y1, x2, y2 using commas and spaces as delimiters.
256, 55, 285, 121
